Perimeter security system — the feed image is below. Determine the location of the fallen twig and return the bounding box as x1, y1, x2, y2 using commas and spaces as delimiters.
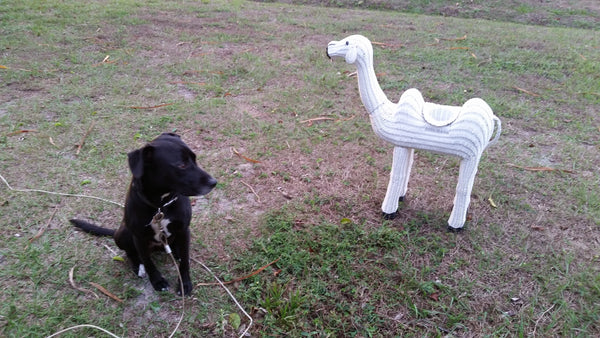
232, 147, 261, 163
196, 258, 280, 286
241, 180, 260, 203
28, 206, 58, 247
532, 304, 555, 336
371, 41, 402, 48
7, 129, 37, 137
441, 34, 467, 41
508, 163, 574, 173
92, 55, 118, 67
69, 266, 99, 299
300, 115, 356, 127
129, 103, 174, 109
103, 244, 119, 257
168, 81, 206, 85
0, 64, 31, 71
89, 282, 124, 303
76, 121, 95, 155
300, 117, 335, 126
512, 86, 540, 97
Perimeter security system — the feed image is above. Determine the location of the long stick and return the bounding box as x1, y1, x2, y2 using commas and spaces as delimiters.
76, 121, 95, 155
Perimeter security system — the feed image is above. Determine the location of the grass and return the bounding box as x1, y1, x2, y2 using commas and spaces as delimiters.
267, 0, 600, 30
1, 0, 599, 336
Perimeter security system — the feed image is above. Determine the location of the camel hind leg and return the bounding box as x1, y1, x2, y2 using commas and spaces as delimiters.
448, 157, 480, 231
381, 147, 414, 219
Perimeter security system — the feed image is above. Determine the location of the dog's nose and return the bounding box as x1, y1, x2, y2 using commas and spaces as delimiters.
326, 47, 331, 59
207, 176, 217, 188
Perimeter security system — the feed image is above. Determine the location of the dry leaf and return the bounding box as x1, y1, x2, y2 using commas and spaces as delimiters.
488, 197, 497, 208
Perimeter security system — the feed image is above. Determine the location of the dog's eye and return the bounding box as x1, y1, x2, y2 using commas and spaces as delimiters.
345, 41, 349, 46
178, 163, 188, 169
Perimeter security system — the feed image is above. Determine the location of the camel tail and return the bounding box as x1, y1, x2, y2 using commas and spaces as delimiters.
70, 219, 115, 237
487, 115, 502, 148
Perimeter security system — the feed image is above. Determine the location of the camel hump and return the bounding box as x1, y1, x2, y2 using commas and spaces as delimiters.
463, 97, 493, 117
422, 102, 461, 127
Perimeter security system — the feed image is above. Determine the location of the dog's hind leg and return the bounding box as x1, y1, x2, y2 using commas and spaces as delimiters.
114, 226, 146, 277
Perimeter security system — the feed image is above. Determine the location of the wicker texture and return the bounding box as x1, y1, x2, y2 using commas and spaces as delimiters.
327, 35, 501, 229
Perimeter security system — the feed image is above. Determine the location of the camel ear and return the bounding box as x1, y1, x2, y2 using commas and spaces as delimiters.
345, 45, 357, 64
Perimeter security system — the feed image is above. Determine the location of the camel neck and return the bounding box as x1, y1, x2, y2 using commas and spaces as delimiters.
355, 54, 390, 115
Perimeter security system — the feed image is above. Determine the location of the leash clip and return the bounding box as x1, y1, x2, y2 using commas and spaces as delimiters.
153, 210, 164, 223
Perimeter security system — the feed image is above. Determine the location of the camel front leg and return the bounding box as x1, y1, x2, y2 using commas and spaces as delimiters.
381, 147, 414, 219
448, 157, 480, 231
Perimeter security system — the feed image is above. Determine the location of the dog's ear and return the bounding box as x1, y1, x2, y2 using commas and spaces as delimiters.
156, 132, 180, 141
127, 146, 154, 178
163, 132, 180, 138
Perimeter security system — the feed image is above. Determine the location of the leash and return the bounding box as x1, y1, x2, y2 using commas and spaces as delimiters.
0, 173, 124, 208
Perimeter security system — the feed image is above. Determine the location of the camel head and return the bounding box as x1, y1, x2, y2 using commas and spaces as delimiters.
327, 34, 373, 65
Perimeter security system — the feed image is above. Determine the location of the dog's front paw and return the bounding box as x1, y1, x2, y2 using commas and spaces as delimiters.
136, 264, 147, 278
151, 278, 170, 292
176, 281, 193, 296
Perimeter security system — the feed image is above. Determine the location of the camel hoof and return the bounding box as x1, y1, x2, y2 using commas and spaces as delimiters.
447, 226, 464, 233
382, 211, 397, 220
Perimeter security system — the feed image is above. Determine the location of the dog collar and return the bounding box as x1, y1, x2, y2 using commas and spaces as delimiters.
132, 183, 177, 211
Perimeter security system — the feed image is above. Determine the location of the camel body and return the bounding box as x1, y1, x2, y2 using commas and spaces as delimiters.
327, 35, 501, 230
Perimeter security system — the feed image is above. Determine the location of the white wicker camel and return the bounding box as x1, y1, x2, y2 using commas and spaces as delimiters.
327, 35, 501, 231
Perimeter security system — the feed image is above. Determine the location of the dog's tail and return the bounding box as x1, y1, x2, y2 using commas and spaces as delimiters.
70, 219, 115, 237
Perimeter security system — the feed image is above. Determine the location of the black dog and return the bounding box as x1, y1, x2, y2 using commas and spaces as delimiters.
70, 133, 217, 295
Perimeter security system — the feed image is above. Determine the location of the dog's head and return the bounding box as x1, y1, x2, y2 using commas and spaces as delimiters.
127, 133, 217, 197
